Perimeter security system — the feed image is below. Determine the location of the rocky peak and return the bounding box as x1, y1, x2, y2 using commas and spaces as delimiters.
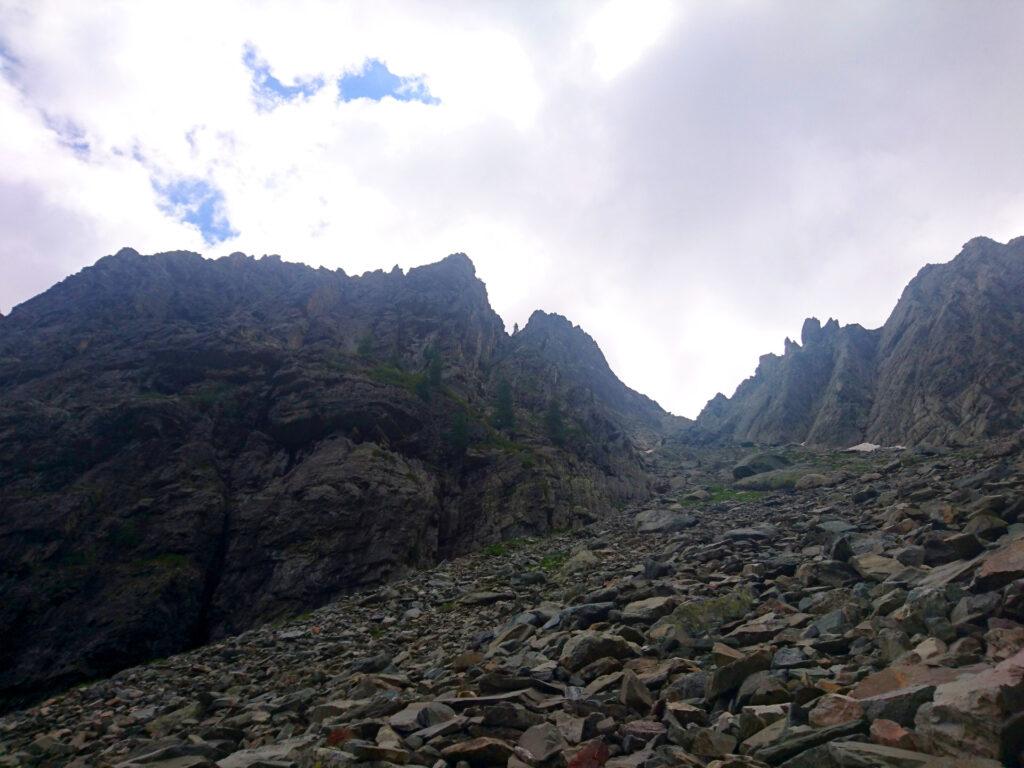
694, 235, 1024, 446
0, 248, 667, 710
801, 317, 823, 346
505, 310, 668, 430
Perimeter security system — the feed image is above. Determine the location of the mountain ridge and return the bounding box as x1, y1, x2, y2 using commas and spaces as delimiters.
3, 235, 1024, 713
0, 248, 674, 709
693, 235, 1024, 446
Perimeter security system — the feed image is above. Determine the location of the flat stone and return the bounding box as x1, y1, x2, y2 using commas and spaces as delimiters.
388, 701, 457, 733
851, 665, 964, 699
622, 596, 676, 623
807, 694, 864, 728
216, 738, 313, 768
754, 720, 866, 764
869, 718, 922, 751
850, 554, 902, 582
825, 740, 1002, 767
724, 527, 775, 541
138, 758, 214, 768
518, 723, 567, 763
441, 737, 515, 766
914, 648, 1024, 760
974, 539, 1024, 590
858, 684, 935, 726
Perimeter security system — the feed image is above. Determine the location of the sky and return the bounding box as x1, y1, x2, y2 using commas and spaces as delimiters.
1, 1, 1023, 417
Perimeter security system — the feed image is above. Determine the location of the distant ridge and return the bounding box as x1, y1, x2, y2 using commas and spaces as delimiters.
694, 236, 1024, 446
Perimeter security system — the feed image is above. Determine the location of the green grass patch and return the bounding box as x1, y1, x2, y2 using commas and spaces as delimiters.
482, 538, 528, 558
368, 364, 425, 392
681, 485, 766, 506
539, 551, 569, 572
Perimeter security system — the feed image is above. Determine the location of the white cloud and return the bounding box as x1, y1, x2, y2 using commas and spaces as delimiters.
2, 0, 1023, 416
580, 0, 675, 81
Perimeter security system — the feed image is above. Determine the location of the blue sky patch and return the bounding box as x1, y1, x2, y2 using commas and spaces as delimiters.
243, 43, 324, 111
0, 41, 17, 69
338, 59, 439, 104
43, 113, 90, 157
153, 177, 238, 244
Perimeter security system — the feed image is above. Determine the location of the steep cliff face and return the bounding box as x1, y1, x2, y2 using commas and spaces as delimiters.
695, 319, 878, 446
0, 249, 665, 709
694, 236, 1024, 446
866, 236, 1024, 444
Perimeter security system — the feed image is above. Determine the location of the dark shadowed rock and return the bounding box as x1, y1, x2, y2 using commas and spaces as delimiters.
0, 249, 679, 708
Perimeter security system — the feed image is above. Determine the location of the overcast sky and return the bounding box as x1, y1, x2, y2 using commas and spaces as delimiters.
2, 1, 1023, 417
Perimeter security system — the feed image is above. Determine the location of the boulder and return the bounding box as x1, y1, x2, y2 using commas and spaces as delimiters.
808, 694, 864, 728
914, 648, 1024, 759
560, 632, 637, 672
733, 453, 791, 480
974, 540, 1024, 591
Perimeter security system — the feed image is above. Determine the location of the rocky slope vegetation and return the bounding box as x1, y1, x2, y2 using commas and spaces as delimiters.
0, 249, 676, 710
695, 236, 1024, 447
2, 434, 1023, 767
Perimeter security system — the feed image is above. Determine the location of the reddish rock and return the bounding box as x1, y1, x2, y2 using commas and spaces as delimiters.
620, 720, 666, 742
808, 694, 864, 728
869, 718, 922, 751
974, 540, 1024, 591
851, 664, 964, 699
566, 740, 610, 768
914, 648, 1024, 759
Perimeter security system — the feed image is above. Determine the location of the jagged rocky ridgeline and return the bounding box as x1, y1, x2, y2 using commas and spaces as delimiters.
0, 249, 681, 710
1, 439, 1022, 767
2, 234, 1024, 763
694, 236, 1024, 447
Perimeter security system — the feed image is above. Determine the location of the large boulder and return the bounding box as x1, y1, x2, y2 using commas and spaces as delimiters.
732, 452, 791, 479
914, 648, 1024, 760
559, 632, 637, 672
974, 540, 1024, 591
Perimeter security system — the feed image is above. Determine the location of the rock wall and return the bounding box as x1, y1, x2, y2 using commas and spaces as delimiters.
0, 249, 670, 709
694, 236, 1024, 446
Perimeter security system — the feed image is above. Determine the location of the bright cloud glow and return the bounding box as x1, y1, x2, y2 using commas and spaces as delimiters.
581, 0, 675, 80
2, 1, 1024, 417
